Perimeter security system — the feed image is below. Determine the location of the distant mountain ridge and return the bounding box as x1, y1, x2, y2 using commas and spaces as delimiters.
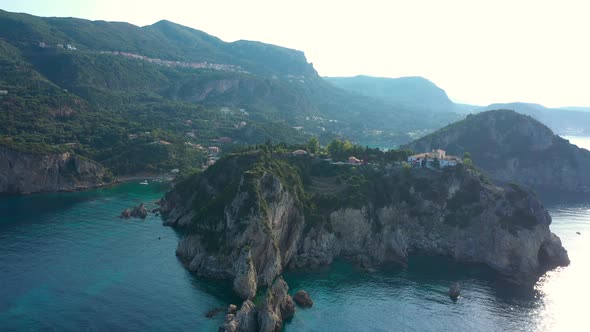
325, 75, 456, 113
476, 103, 590, 135
404, 110, 590, 193
326, 74, 590, 136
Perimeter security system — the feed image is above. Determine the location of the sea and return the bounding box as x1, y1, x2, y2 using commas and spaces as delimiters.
1, 137, 589, 331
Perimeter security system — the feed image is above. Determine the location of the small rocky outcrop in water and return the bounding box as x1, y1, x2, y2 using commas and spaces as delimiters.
120, 203, 148, 219
293, 290, 313, 308
220, 277, 298, 332
258, 277, 296, 332
219, 300, 258, 332
449, 282, 461, 301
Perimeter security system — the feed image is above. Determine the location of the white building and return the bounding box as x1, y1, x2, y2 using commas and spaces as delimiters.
408, 149, 462, 169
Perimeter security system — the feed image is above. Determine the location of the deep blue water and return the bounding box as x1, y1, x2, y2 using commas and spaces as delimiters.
1, 137, 589, 331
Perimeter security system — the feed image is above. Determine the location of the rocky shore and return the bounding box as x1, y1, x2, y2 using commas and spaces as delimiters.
0, 146, 111, 194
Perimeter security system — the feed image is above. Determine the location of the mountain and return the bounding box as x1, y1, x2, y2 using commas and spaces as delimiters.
0, 10, 463, 193
477, 103, 590, 135
404, 110, 590, 192
325, 75, 456, 113
324, 75, 590, 136
558, 106, 590, 113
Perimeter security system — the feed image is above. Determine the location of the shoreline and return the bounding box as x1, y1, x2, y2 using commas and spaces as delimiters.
0, 173, 175, 197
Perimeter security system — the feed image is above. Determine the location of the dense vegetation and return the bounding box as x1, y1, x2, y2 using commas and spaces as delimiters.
0, 9, 464, 178
171, 139, 539, 246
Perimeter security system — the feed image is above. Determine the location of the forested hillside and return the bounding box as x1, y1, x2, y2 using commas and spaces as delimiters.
0, 9, 462, 178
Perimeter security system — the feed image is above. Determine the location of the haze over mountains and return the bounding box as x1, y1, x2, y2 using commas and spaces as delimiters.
327, 76, 590, 136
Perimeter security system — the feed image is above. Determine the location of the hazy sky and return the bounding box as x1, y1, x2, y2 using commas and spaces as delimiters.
2, 0, 590, 107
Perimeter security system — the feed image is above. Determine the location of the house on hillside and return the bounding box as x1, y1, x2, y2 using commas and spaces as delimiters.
348, 156, 362, 165
209, 146, 220, 154
408, 149, 461, 169
292, 149, 308, 156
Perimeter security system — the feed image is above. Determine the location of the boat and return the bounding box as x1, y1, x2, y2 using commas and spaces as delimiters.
139, 180, 149, 185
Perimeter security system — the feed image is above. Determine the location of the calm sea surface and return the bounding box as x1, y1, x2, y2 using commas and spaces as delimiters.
1, 137, 589, 331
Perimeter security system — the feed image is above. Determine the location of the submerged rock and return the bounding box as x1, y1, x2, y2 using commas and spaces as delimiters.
206, 307, 225, 318
449, 282, 461, 301
120, 208, 132, 219
293, 290, 313, 308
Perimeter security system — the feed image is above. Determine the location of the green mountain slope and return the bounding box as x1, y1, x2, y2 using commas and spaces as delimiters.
0, 10, 463, 182
325, 75, 456, 113
403, 110, 590, 192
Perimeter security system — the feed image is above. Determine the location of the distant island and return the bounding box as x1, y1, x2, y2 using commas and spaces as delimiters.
160, 139, 569, 330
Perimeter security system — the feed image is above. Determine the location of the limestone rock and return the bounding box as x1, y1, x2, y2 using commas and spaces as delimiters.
0, 146, 110, 194
233, 247, 257, 300
161, 152, 570, 295
293, 290, 313, 308
258, 277, 295, 332
219, 300, 258, 332
120, 203, 148, 219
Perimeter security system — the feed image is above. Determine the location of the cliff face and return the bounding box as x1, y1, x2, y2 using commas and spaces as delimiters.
0, 147, 110, 194
161, 152, 569, 301
403, 109, 590, 192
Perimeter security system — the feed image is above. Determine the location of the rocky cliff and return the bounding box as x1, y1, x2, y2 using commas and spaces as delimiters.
161, 151, 569, 307
403, 109, 590, 193
0, 146, 111, 194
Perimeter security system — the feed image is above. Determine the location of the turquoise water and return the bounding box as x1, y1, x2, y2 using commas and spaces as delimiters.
1, 137, 589, 331
0, 183, 239, 331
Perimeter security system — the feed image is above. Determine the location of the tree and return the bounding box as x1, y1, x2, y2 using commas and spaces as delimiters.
327, 139, 344, 160
307, 137, 320, 154
463, 151, 473, 167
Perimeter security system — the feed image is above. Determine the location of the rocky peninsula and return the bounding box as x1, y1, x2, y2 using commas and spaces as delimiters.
160, 147, 569, 330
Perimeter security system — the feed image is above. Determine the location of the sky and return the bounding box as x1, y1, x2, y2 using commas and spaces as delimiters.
2, 0, 590, 107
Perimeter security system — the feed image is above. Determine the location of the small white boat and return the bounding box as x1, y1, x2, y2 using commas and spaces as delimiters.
139, 180, 149, 185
